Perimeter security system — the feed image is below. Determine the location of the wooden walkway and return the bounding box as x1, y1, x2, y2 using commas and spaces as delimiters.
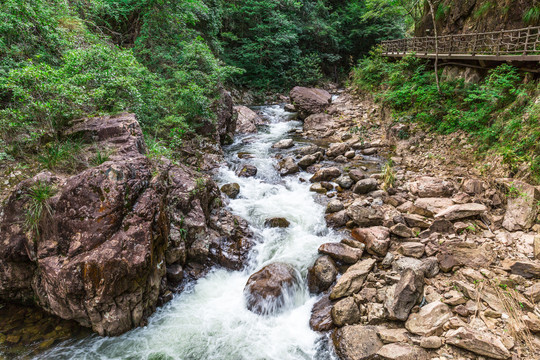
381, 26, 540, 63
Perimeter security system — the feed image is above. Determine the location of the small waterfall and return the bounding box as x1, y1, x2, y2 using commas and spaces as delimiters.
38, 104, 341, 360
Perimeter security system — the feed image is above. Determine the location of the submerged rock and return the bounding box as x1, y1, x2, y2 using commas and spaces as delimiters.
264, 218, 291, 228
244, 263, 299, 315
221, 183, 240, 199
238, 165, 258, 178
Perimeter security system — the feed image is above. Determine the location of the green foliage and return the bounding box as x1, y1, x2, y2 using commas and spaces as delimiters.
352, 52, 540, 183
37, 140, 83, 171
91, 148, 112, 166
473, 2, 494, 19
24, 181, 56, 239
221, 0, 406, 89
523, 6, 540, 25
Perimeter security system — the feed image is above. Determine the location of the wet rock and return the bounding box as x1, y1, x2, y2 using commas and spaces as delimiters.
326, 210, 350, 228
390, 223, 414, 238
272, 139, 294, 149
264, 218, 291, 228
399, 243, 425, 258
445, 327, 511, 359
352, 178, 378, 194
385, 269, 424, 321
332, 297, 361, 327
332, 325, 383, 360
284, 103, 296, 112
310, 183, 327, 194
330, 259, 376, 300
298, 154, 319, 168
345, 150, 355, 158
244, 263, 298, 315
376, 343, 429, 360
307, 255, 338, 293
408, 177, 455, 198
502, 181, 540, 231
346, 202, 384, 227
238, 165, 258, 177
326, 199, 344, 213
213, 88, 236, 145
166, 264, 184, 283
351, 227, 390, 257
434, 203, 487, 221
327, 143, 349, 158
234, 105, 262, 133
310, 167, 341, 182
335, 175, 354, 190
303, 113, 335, 132
348, 169, 365, 182
208, 208, 254, 271
310, 294, 334, 332
377, 328, 410, 343
318, 243, 363, 264
221, 183, 240, 199
405, 301, 451, 336
290, 87, 332, 119
278, 157, 299, 176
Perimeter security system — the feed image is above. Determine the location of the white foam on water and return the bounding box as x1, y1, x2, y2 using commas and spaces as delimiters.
38, 105, 340, 360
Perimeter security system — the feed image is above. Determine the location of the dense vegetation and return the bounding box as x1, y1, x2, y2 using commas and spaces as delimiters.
0, 0, 407, 169
351, 50, 540, 182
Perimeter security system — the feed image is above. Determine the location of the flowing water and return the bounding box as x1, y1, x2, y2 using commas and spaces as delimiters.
31, 104, 342, 360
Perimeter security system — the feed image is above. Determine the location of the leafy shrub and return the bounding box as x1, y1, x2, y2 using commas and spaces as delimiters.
352, 52, 539, 183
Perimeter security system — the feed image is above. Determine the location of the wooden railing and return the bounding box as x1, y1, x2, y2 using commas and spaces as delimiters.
381, 26, 540, 60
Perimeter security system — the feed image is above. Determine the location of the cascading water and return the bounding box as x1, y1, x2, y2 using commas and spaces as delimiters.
37, 104, 341, 360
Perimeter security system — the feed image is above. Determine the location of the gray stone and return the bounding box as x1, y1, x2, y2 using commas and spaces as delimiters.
353, 178, 378, 194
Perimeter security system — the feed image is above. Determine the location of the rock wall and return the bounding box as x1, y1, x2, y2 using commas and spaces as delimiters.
0, 110, 252, 336
416, 0, 539, 37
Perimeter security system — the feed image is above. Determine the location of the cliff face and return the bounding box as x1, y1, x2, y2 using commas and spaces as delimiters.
416, 0, 540, 36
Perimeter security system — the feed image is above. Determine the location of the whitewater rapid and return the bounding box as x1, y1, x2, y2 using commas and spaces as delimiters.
38, 104, 341, 360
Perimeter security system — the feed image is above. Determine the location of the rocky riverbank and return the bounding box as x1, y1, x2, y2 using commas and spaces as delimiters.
0, 91, 257, 343
275, 86, 540, 359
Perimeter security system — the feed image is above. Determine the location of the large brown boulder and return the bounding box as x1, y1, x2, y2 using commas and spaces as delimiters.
0, 113, 253, 336
244, 263, 299, 315
234, 105, 263, 133
290, 87, 332, 120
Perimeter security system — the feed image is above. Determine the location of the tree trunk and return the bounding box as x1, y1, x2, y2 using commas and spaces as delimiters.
427, 0, 441, 93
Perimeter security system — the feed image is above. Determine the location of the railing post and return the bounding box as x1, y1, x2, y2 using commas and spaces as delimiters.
524, 26, 531, 55
496, 31, 503, 57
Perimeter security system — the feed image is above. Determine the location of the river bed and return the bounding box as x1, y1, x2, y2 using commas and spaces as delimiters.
10, 103, 345, 360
